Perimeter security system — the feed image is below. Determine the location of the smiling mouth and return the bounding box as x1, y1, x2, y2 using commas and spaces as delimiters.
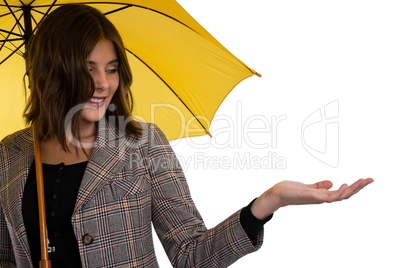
88, 97, 106, 107
90, 97, 105, 103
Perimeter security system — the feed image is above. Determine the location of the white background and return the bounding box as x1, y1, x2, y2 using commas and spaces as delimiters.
152, 1, 402, 267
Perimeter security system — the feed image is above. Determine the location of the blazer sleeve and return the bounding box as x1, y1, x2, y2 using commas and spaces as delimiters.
146, 124, 264, 267
0, 143, 17, 267
0, 207, 16, 267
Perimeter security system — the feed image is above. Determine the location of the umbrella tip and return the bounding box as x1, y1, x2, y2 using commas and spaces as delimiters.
255, 71, 262, 77
205, 129, 213, 138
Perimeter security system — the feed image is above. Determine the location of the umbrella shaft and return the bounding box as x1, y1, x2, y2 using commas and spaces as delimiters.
33, 129, 51, 267
22, 6, 32, 55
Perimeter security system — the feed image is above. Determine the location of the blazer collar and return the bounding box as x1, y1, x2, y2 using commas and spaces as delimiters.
73, 118, 140, 213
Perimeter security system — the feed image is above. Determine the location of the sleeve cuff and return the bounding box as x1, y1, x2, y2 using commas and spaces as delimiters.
240, 198, 273, 242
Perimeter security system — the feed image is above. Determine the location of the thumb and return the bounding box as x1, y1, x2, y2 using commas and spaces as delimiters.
308, 180, 333, 190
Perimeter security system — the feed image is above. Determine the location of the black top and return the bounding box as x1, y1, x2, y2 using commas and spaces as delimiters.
22, 161, 272, 267
22, 161, 87, 268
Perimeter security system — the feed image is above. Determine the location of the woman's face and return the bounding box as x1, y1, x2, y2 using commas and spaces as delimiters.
82, 39, 120, 125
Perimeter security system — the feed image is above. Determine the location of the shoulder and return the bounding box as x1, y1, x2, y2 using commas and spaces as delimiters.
0, 128, 33, 176
135, 121, 162, 134
129, 122, 174, 160
134, 122, 168, 145
0, 127, 33, 151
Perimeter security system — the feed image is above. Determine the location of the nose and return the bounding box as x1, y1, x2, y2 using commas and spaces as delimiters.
92, 70, 109, 90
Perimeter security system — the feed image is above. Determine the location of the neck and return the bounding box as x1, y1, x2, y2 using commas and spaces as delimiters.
65, 121, 98, 147
37, 121, 98, 165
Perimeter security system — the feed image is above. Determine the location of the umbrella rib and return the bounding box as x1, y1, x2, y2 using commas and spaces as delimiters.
0, 11, 24, 39
0, 29, 23, 37
0, 42, 24, 65
31, 8, 46, 16
1, 40, 24, 56
126, 49, 212, 137
2, 1, 213, 44
31, 0, 57, 36
31, 12, 38, 27
0, 11, 14, 18
100, 3, 260, 77
0, 4, 24, 8
33, 2, 204, 36
0, 37, 24, 42
0, 14, 25, 56
103, 5, 130, 16
3, 1, 25, 35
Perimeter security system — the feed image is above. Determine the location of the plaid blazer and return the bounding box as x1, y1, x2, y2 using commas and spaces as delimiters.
0, 120, 263, 267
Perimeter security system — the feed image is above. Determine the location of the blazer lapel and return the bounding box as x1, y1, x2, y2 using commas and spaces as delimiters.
73, 119, 140, 213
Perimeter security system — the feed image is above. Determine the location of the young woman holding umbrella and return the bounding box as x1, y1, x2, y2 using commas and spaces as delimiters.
0, 4, 373, 268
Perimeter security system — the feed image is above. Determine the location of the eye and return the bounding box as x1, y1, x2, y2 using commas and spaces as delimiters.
106, 67, 118, 74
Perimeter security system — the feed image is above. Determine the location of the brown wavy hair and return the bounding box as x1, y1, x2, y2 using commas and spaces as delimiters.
24, 4, 141, 151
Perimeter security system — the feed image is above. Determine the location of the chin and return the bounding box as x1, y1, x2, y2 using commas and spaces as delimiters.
81, 108, 107, 123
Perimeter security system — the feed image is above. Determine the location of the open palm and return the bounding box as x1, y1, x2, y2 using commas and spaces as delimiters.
251, 178, 374, 220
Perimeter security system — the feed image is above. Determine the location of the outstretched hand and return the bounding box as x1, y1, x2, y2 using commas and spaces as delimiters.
251, 178, 374, 220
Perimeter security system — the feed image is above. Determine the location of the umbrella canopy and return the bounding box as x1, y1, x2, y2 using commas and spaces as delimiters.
0, 0, 260, 141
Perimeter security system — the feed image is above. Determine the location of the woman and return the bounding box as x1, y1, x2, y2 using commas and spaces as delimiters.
0, 4, 373, 268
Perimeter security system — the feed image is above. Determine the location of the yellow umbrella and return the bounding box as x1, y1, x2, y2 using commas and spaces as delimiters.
0, 0, 260, 141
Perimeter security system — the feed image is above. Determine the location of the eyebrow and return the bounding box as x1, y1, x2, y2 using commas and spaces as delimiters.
86, 59, 119, 65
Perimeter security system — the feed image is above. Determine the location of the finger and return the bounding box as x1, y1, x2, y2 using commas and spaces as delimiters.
308, 180, 333, 190
351, 178, 374, 196
339, 178, 374, 200
325, 183, 348, 202
307, 183, 346, 203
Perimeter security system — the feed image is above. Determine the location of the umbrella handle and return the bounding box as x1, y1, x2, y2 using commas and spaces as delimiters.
33, 128, 52, 268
